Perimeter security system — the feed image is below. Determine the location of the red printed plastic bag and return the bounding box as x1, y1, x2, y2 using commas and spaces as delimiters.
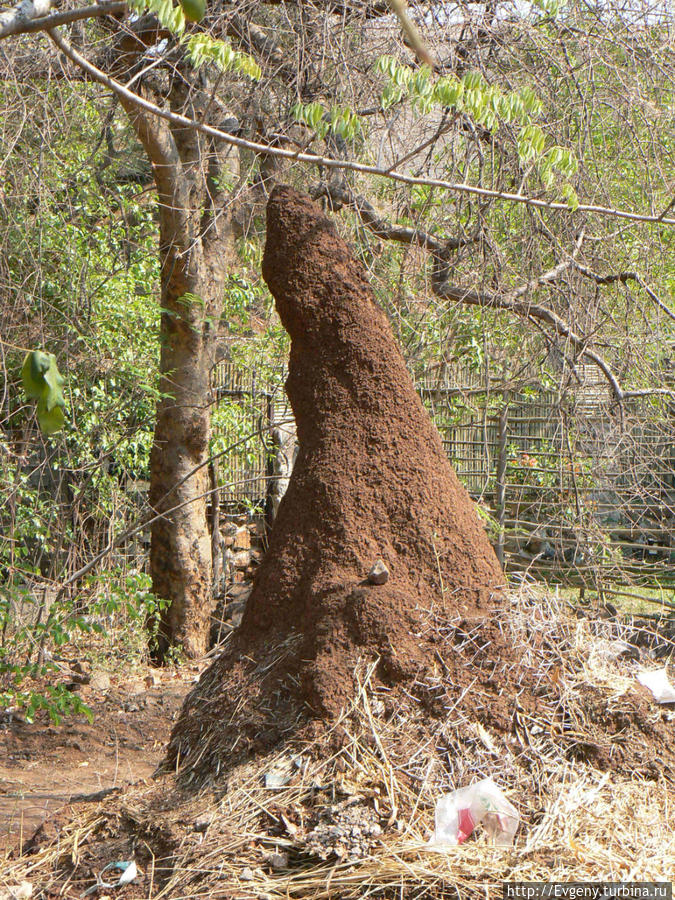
430, 777, 519, 847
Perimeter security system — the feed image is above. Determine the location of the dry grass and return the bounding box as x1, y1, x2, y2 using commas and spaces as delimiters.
2, 587, 674, 897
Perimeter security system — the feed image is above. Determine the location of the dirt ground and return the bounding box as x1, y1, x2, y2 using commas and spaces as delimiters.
0, 665, 197, 855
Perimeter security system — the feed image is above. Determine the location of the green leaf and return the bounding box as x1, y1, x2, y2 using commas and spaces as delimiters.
393, 64, 413, 87
181, 0, 205, 23
434, 77, 463, 109
382, 82, 404, 109
462, 71, 484, 91
43, 359, 65, 413
562, 183, 580, 211
22, 350, 50, 399
22, 350, 67, 435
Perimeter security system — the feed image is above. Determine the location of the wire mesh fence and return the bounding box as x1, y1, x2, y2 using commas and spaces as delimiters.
213, 361, 675, 604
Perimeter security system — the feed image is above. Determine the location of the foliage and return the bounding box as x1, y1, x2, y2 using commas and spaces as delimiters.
0, 569, 165, 723
127, 0, 261, 79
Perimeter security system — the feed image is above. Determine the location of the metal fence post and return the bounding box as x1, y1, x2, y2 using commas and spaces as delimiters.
495, 393, 510, 568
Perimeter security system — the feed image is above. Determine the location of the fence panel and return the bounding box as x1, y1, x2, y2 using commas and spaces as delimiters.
213, 363, 675, 600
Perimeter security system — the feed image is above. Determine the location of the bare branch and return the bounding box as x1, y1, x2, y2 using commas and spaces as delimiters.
39, 29, 675, 228
225, 13, 295, 80
0, 1, 125, 39
575, 264, 675, 325
386, 0, 436, 67
328, 185, 627, 401
432, 279, 626, 402
313, 180, 446, 252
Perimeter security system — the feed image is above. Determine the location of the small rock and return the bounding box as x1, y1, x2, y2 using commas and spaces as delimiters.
264, 849, 289, 869
227, 600, 246, 629
194, 812, 213, 833
67, 671, 90, 687
232, 550, 252, 570
367, 560, 389, 585
229, 583, 253, 603
90, 671, 111, 691
265, 757, 294, 788
240, 867, 254, 882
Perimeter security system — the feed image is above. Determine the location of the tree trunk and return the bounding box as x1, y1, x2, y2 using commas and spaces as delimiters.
120, 76, 239, 660
148, 233, 224, 661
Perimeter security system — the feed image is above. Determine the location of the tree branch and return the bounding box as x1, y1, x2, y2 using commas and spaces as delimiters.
313, 180, 446, 252
225, 13, 295, 80
119, 86, 184, 207
326, 184, 628, 401
426, 235, 630, 400
575, 264, 675, 324
0, 0, 51, 38
0, 0, 126, 38
386, 0, 436, 67
34, 28, 675, 228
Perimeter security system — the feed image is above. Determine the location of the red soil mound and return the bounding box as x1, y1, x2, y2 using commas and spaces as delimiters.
166, 187, 675, 784
166, 185, 505, 771
242, 185, 505, 709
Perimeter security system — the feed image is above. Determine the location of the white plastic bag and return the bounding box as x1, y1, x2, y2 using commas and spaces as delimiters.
430, 777, 519, 847
637, 667, 675, 704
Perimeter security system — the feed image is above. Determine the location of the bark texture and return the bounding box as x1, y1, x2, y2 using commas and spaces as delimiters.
120, 74, 239, 660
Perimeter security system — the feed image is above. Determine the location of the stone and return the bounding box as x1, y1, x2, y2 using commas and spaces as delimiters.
233, 526, 251, 550
232, 550, 252, 570
264, 849, 288, 869
193, 812, 213, 833
90, 671, 111, 692
229, 583, 252, 603
367, 560, 389, 585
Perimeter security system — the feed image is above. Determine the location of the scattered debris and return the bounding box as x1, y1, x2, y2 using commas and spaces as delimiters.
637, 667, 675, 704
430, 777, 519, 847
82, 859, 138, 896
303, 798, 383, 861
